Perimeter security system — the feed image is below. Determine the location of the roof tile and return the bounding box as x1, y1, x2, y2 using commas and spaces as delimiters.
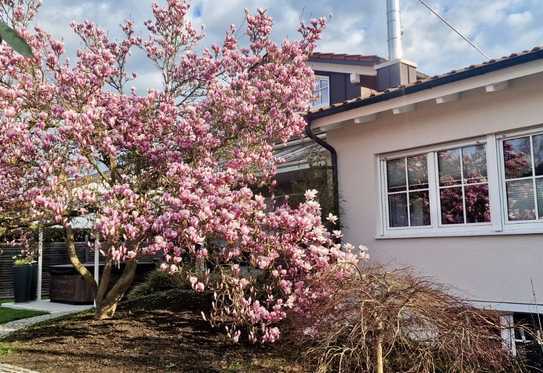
310, 52, 385, 65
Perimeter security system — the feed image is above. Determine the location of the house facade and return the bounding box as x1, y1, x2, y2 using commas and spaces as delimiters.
306, 48, 543, 331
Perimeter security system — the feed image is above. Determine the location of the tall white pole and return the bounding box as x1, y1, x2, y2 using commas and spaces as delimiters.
37, 226, 43, 301
387, 0, 403, 60
93, 232, 100, 308
94, 233, 100, 286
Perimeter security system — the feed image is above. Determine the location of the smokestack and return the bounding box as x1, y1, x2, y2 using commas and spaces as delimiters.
387, 0, 403, 60
376, 0, 418, 91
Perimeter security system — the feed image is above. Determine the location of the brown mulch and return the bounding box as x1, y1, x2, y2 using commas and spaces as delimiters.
0, 290, 304, 372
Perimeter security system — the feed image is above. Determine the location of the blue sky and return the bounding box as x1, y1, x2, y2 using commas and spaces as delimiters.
34, 0, 543, 88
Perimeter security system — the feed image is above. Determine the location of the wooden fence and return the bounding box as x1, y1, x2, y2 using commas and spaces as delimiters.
0, 242, 92, 299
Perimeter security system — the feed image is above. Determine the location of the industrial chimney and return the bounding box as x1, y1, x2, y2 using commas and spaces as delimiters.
376, 0, 418, 91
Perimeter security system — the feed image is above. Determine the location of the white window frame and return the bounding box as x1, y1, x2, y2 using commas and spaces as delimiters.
311, 75, 330, 109
497, 127, 543, 233
382, 153, 431, 231
377, 129, 543, 239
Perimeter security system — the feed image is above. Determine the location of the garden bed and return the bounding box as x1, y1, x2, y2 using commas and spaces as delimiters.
0, 290, 303, 372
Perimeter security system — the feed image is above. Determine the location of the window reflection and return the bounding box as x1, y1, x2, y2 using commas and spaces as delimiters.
438, 145, 490, 225
503, 137, 532, 179
503, 134, 543, 221
506, 179, 536, 221
386, 155, 430, 228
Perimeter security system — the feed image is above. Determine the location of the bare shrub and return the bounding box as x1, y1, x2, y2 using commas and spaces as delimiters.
297, 266, 522, 373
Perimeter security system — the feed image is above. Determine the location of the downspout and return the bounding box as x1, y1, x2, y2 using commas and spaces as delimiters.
305, 119, 340, 229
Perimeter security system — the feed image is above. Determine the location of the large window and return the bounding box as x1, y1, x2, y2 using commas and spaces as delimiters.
379, 128, 543, 237
502, 133, 543, 222
312, 75, 330, 109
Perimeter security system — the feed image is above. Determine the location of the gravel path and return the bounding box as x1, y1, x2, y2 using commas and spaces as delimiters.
0, 312, 74, 340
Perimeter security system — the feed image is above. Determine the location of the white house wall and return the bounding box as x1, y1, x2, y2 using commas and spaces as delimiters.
326, 72, 543, 307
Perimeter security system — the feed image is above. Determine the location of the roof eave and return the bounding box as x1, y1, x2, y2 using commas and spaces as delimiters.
307, 47, 543, 121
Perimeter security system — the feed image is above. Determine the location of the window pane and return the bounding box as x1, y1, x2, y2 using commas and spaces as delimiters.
537, 178, 543, 219
503, 137, 532, 179
319, 86, 329, 106
312, 77, 329, 107
438, 149, 462, 186
407, 155, 428, 190
463, 144, 487, 184
464, 184, 490, 223
322, 79, 329, 89
388, 193, 408, 227
440, 187, 464, 224
409, 191, 430, 226
534, 134, 543, 176
506, 179, 536, 221
387, 158, 406, 192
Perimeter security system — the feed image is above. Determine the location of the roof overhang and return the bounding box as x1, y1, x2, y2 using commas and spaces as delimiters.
275, 135, 328, 174
309, 49, 543, 131
309, 61, 377, 76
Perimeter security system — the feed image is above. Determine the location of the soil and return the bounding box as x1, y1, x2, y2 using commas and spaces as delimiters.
0, 290, 305, 372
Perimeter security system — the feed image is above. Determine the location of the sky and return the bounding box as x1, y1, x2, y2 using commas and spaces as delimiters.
33, 0, 543, 89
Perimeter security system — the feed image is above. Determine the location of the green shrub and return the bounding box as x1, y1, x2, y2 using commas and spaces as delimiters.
127, 269, 188, 300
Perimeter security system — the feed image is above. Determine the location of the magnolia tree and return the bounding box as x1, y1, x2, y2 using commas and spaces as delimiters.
0, 0, 366, 342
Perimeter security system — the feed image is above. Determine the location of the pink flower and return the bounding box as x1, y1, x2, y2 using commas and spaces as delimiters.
326, 213, 338, 224
194, 282, 205, 293
304, 189, 318, 200
189, 276, 198, 287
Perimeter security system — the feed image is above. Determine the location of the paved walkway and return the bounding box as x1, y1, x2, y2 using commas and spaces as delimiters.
0, 363, 39, 372
1, 300, 92, 314
0, 312, 75, 340
0, 300, 93, 340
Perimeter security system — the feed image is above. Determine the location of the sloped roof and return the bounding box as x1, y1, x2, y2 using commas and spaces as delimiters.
308, 46, 543, 120
310, 52, 386, 66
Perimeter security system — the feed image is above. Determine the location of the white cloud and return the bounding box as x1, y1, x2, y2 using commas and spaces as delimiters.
506, 11, 533, 28
28, 0, 543, 80
399, 0, 543, 74
318, 14, 367, 53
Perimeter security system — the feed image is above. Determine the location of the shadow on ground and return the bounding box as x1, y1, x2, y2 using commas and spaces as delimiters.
0, 290, 303, 373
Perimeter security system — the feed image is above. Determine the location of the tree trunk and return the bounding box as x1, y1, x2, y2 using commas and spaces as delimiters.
64, 221, 139, 319
95, 257, 112, 305
64, 222, 97, 296
95, 259, 138, 320
376, 320, 384, 373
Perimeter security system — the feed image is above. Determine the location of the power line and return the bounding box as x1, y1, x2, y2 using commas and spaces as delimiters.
415, 0, 491, 60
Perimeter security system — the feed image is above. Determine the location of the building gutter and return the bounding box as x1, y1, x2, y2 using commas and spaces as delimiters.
305, 119, 340, 228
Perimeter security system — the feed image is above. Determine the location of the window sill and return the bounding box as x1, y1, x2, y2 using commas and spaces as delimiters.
376, 226, 543, 239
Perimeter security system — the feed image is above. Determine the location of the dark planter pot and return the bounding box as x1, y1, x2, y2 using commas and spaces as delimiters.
48, 262, 156, 305
30, 263, 38, 301
12, 264, 34, 303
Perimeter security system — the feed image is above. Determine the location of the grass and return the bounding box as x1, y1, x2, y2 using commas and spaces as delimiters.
0, 342, 14, 357
0, 307, 48, 325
